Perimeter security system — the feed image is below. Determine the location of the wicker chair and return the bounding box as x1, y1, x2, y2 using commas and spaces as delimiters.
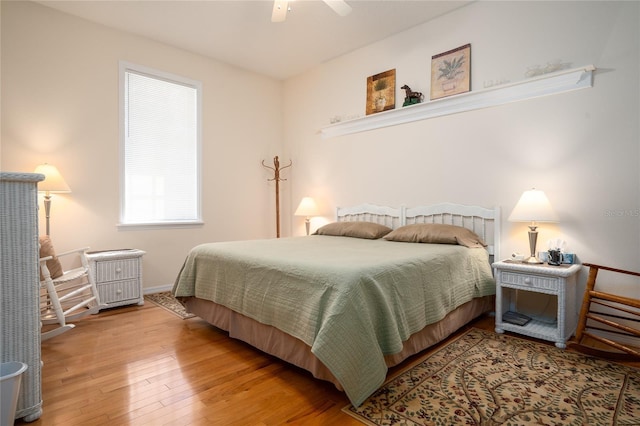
40, 246, 104, 341
571, 263, 640, 359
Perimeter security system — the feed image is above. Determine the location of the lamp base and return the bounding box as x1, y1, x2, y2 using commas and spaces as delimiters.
525, 226, 542, 264
44, 194, 52, 236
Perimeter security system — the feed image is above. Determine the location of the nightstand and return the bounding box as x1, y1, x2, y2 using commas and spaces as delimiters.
492, 260, 581, 348
86, 249, 146, 310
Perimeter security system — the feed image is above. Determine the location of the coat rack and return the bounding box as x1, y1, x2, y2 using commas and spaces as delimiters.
262, 156, 292, 238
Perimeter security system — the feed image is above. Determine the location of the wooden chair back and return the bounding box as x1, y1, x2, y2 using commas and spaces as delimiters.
572, 263, 640, 358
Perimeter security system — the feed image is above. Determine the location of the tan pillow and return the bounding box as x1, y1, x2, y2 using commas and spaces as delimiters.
39, 236, 64, 280
313, 221, 392, 239
384, 223, 487, 248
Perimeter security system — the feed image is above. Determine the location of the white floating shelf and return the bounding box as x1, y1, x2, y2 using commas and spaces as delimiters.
320, 65, 596, 139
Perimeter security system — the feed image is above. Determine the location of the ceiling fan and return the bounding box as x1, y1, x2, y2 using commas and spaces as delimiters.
272, 0, 352, 23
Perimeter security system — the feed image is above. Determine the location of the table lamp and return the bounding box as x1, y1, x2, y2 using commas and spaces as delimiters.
508, 188, 558, 264
33, 163, 71, 236
294, 197, 319, 235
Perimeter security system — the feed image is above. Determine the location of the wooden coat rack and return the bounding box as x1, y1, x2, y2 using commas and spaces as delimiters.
262, 156, 291, 238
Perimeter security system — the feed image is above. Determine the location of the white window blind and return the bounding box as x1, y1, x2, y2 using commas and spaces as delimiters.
120, 62, 202, 226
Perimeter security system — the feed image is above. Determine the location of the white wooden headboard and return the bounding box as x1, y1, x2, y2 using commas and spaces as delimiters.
405, 203, 501, 261
337, 203, 501, 262
335, 203, 403, 229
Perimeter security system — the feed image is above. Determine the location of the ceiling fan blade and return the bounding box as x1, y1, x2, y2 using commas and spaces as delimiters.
323, 0, 352, 17
272, 0, 289, 22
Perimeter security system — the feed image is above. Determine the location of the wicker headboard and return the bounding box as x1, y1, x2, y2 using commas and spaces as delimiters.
336, 203, 501, 261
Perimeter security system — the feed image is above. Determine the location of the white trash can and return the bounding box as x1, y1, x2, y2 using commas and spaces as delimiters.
1, 362, 28, 426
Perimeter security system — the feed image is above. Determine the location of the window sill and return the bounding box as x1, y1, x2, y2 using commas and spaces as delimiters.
117, 221, 204, 231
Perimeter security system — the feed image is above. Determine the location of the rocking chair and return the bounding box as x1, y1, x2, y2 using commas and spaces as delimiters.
39, 237, 104, 341
571, 262, 640, 359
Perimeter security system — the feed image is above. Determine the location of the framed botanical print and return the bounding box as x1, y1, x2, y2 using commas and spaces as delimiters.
430, 44, 471, 100
366, 69, 396, 115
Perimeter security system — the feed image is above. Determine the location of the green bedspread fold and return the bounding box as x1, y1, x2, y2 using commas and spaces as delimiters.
172, 235, 495, 406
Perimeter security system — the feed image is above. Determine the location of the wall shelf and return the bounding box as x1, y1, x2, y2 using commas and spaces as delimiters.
320, 65, 595, 139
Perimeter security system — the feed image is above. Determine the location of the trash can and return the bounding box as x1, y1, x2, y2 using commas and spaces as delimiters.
1, 362, 28, 426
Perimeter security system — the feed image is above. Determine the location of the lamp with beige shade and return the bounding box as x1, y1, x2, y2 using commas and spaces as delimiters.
294, 197, 319, 236
508, 188, 558, 264
32, 163, 71, 236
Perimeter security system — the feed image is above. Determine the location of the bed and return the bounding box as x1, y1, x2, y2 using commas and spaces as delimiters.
172, 203, 500, 406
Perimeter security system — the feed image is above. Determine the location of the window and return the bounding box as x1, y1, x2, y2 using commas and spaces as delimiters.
119, 62, 202, 227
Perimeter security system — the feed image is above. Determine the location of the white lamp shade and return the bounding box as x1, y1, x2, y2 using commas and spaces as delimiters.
508, 189, 558, 222
294, 197, 319, 217
33, 163, 71, 193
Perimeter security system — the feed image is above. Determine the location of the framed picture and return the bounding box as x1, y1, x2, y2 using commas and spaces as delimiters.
430, 44, 471, 100
366, 69, 395, 115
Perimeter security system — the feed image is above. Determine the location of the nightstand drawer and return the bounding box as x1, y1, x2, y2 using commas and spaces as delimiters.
501, 271, 559, 291
97, 280, 140, 304
95, 259, 139, 282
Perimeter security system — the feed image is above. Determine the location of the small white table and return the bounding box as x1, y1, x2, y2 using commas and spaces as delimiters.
86, 249, 145, 310
492, 260, 581, 348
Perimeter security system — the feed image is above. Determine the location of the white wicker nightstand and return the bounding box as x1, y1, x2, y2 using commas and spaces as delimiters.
492, 260, 581, 348
86, 249, 145, 309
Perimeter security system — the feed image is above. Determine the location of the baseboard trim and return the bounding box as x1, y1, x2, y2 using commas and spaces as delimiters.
143, 284, 173, 295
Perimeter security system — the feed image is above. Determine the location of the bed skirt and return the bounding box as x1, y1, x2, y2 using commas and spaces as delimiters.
184, 295, 494, 391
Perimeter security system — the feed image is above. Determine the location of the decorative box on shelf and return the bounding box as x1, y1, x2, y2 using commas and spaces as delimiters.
86, 249, 145, 310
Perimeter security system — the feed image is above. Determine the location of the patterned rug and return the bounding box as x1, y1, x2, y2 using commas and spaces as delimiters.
145, 291, 195, 319
344, 328, 640, 425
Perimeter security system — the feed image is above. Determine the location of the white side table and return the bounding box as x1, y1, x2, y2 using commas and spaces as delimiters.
86, 249, 145, 310
492, 260, 581, 348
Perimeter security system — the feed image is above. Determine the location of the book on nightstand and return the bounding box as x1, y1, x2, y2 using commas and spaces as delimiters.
502, 311, 532, 326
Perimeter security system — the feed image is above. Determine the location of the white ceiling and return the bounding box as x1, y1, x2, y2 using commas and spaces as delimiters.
36, 0, 471, 80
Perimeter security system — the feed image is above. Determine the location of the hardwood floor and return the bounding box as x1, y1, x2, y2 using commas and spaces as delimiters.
17, 303, 638, 425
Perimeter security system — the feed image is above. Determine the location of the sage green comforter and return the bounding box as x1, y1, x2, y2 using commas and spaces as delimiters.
172, 235, 495, 406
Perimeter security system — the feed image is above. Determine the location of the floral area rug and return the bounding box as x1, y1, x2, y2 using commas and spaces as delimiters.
145, 291, 195, 319
344, 328, 640, 425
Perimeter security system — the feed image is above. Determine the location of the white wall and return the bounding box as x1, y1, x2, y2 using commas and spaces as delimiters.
284, 1, 639, 295
2, 1, 638, 298
1, 1, 286, 289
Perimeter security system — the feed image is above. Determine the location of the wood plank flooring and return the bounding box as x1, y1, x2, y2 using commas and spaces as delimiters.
16, 302, 638, 425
